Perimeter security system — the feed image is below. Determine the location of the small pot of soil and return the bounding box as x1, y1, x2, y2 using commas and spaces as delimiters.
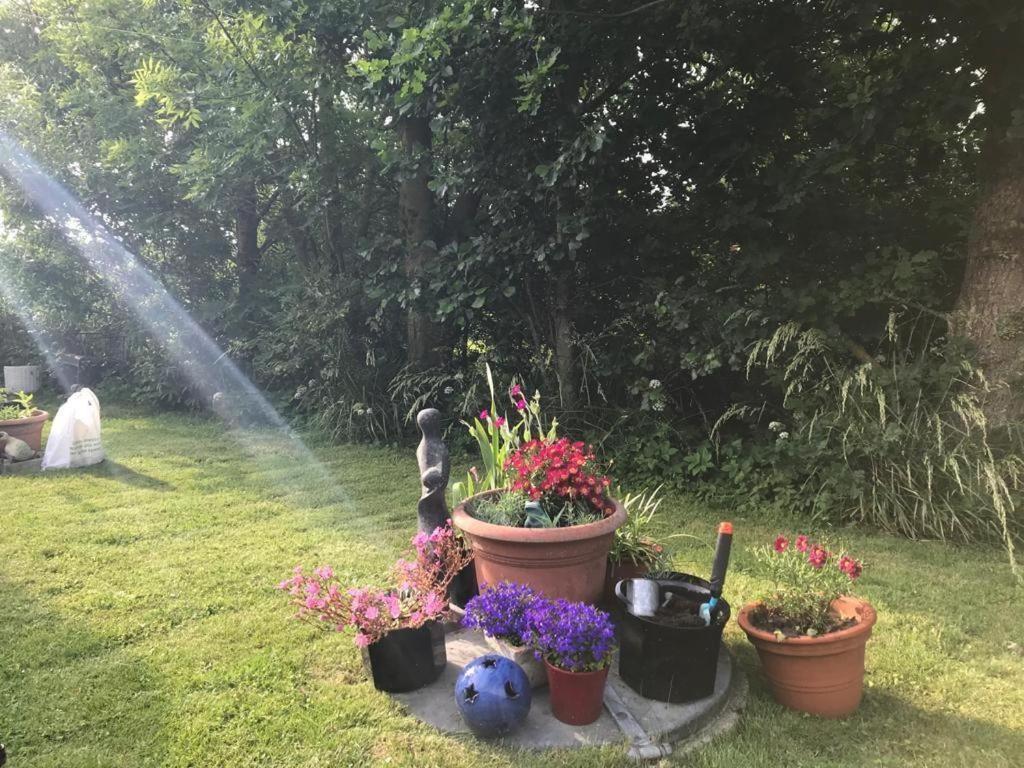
544, 661, 609, 725
737, 596, 876, 718
361, 621, 447, 693
616, 572, 729, 703
0, 409, 49, 453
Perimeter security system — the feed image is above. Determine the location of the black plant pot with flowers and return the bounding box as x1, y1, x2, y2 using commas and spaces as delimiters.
361, 621, 447, 693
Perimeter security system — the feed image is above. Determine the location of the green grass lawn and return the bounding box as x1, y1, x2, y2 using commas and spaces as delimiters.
2, 408, 1022, 767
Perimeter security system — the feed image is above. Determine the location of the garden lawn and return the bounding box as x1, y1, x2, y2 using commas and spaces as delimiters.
1, 408, 1022, 768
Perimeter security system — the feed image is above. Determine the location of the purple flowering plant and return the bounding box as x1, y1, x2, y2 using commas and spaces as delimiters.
527, 598, 617, 673
462, 581, 539, 647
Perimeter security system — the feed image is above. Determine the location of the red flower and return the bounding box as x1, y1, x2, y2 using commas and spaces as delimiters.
795, 534, 809, 553
807, 545, 829, 569
773, 535, 788, 552
838, 556, 863, 580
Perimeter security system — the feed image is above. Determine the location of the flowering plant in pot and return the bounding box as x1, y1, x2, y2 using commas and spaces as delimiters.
526, 598, 616, 725
450, 371, 626, 603
462, 581, 547, 688
0, 389, 49, 453
278, 523, 472, 692
737, 533, 874, 717
605, 486, 671, 599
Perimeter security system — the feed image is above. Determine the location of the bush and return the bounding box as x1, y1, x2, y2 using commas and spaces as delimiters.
718, 315, 1022, 572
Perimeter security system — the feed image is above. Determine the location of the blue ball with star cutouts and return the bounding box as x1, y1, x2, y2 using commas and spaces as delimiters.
454, 654, 532, 738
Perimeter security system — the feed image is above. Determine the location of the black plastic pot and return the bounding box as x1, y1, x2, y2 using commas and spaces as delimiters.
362, 622, 447, 693
616, 572, 729, 703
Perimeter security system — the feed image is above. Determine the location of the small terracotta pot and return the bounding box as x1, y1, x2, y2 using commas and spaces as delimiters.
0, 409, 49, 452
452, 492, 627, 604
544, 660, 609, 725
738, 596, 876, 718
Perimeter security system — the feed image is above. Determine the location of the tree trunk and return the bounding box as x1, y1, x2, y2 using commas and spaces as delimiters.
954, 26, 1024, 424
235, 181, 260, 310
398, 115, 443, 369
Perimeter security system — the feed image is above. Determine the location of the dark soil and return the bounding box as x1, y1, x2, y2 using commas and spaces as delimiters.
749, 607, 857, 638
653, 596, 712, 627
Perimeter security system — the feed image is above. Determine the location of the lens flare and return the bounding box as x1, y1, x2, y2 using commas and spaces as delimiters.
0, 130, 349, 506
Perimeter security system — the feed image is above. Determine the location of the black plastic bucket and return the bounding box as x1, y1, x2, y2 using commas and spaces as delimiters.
616, 572, 729, 703
362, 621, 447, 693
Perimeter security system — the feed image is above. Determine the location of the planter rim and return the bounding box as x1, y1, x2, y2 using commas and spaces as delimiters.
452, 490, 626, 543
737, 596, 876, 647
0, 409, 49, 428
543, 658, 612, 677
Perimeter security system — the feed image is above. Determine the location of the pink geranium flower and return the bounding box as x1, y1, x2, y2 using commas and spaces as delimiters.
773, 535, 788, 552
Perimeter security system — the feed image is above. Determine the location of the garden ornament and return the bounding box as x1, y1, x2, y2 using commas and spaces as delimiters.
603, 681, 673, 762
454, 655, 532, 738
616, 577, 660, 618
0, 431, 34, 462
699, 522, 734, 627
416, 408, 450, 534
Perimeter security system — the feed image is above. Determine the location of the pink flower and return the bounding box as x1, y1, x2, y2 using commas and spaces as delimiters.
384, 594, 401, 619
515, 399, 527, 410
354, 633, 371, 648
808, 545, 829, 569
510, 384, 522, 397
495, 416, 506, 427
773, 535, 788, 552
795, 535, 809, 553
363, 605, 379, 620
412, 531, 429, 550
479, 409, 489, 420
838, 555, 863, 579
314, 565, 334, 580
423, 591, 446, 616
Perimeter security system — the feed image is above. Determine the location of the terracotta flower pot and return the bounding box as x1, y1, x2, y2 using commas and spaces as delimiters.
544, 660, 609, 725
0, 409, 49, 452
737, 596, 877, 718
452, 492, 627, 604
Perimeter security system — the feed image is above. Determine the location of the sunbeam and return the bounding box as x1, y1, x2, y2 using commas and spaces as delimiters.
0, 131, 350, 505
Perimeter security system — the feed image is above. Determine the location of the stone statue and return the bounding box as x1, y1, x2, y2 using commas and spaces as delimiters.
416, 408, 451, 533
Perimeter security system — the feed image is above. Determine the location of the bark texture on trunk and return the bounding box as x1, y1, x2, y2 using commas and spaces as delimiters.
954, 26, 1024, 424
398, 115, 443, 370
235, 181, 260, 309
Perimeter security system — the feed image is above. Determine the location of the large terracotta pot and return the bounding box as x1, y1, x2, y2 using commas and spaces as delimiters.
0, 409, 49, 452
738, 596, 876, 718
544, 661, 609, 725
451, 492, 627, 604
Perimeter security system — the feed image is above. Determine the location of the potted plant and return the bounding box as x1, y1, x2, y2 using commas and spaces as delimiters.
0, 389, 48, 452
737, 533, 874, 718
450, 372, 626, 603
461, 581, 547, 688
279, 523, 472, 693
527, 597, 617, 725
605, 486, 670, 600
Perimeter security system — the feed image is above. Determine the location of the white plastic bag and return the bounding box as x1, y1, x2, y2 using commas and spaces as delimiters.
42, 388, 104, 470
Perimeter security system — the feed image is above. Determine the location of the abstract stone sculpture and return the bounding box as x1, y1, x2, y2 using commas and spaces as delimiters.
416, 408, 451, 534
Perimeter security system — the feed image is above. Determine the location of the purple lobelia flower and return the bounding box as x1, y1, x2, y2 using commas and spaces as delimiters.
461, 581, 540, 647
526, 598, 616, 672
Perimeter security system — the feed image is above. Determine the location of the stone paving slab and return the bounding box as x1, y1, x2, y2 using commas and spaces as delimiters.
394, 628, 746, 752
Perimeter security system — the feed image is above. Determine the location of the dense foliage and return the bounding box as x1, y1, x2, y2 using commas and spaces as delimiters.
2, 1, 1023, 563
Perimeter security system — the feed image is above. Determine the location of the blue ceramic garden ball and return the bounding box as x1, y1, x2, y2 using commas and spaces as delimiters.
454, 654, 532, 738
